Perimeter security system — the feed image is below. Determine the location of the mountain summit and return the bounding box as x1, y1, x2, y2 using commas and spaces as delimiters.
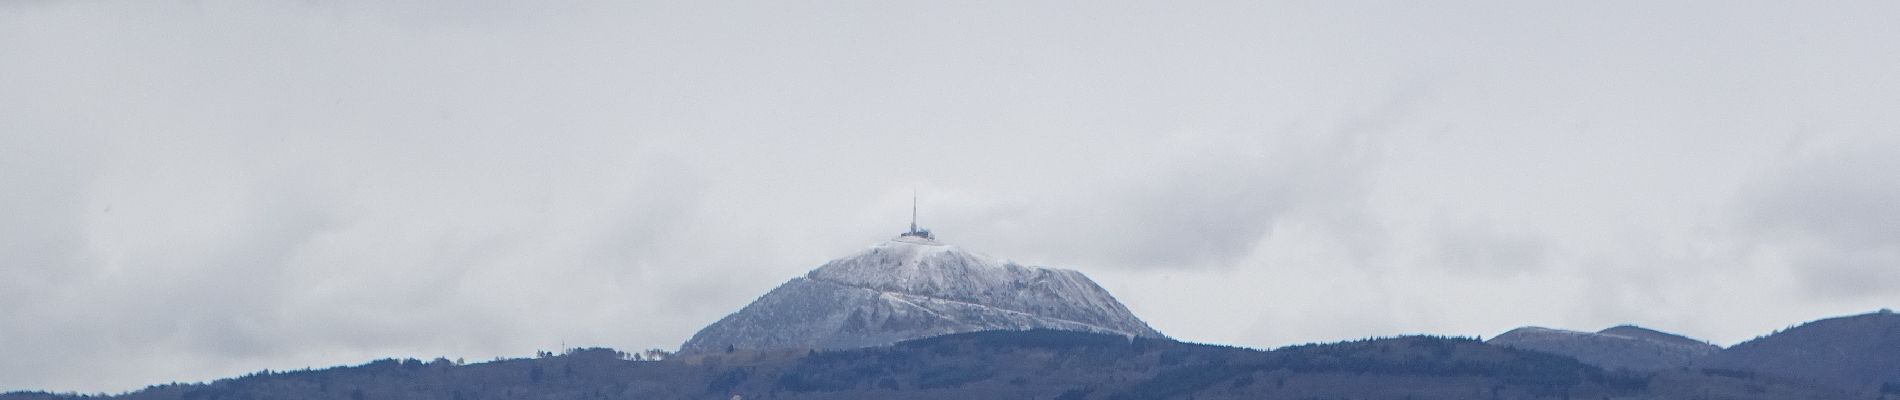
678, 235, 1163, 354
1487, 324, 1720, 372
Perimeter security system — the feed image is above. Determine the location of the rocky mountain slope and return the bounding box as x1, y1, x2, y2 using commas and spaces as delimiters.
678, 236, 1162, 354
1487, 324, 1720, 372
1697, 310, 1900, 391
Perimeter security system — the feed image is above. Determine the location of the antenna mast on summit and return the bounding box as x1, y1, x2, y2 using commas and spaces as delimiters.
900, 190, 934, 240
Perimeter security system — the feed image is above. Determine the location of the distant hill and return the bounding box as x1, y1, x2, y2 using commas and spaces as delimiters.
1487, 325, 1721, 372
1698, 310, 1900, 392
3, 330, 1857, 400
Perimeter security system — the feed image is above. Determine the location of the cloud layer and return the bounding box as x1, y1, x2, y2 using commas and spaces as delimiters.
4, 0, 1899, 393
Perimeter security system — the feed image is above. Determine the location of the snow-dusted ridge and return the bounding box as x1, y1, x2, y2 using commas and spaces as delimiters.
1487, 325, 1721, 372
678, 238, 1163, 354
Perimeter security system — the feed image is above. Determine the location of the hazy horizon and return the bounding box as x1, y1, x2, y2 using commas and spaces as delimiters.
5, 0, 1898, 393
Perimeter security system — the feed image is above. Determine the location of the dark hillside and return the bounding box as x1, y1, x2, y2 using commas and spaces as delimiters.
2, 330, 1859, 400
1699, 310, 1900, 391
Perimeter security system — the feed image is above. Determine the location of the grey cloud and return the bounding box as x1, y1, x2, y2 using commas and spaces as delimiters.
938, 119, 1392, 272
1424, 213, 1551, 277
1742, 138, 1900, 299
0, 130, 716, 392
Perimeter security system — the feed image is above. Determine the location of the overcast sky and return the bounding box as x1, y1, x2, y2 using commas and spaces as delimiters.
5, 0, 1899, 393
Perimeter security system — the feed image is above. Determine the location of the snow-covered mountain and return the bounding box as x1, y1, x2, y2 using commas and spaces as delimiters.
1487, 325, 1720, 372
678, 236, 1164, 354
